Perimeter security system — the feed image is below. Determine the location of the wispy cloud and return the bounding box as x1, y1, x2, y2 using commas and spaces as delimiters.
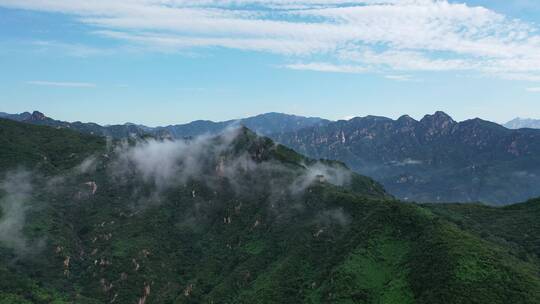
27, 81, 96, 88
177, 87, 208, 92
285, 62, 368, 73
3, 0, 540, 80
526, 87, 540, 92
31, 40, 111, 57
384, 74, 417, 82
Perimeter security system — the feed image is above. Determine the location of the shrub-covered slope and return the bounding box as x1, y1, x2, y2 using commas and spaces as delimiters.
0, 119, 539, 304
0, 118, 104, 172
425, 198, 540, 262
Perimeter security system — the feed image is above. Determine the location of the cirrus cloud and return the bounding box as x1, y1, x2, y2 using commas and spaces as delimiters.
26, 81, 97, 88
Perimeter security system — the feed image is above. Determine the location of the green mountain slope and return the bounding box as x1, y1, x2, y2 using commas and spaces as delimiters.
425, 198, 540, 261
0, 118, 104, 172
0, 119, 539, 303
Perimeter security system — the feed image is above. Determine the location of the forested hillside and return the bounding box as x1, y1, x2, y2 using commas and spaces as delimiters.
0, 119, 539, 303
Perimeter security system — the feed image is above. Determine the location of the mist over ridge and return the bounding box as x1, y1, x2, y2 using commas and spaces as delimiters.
3, 110, 540, 205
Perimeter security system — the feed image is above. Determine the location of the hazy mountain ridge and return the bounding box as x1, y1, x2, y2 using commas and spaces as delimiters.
0, 111, 32, 121
153, 112, 331, 139
505, 117, 540, 129
1, 119, 539, 303
0, 111, 149, 139
0, 111, 329, 139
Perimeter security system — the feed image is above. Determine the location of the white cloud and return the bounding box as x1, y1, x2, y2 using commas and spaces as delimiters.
526, 87, 540, 92
384, 74, 416, 82
27, 81, 96, 88
285, 62, 368, 73
3, 0, 540, 80
31, 40, 111, 57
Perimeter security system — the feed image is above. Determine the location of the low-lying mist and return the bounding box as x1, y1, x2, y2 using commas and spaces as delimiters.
0, 127, 356, 256
109, 127, 353, 199
0, 170, 40, 255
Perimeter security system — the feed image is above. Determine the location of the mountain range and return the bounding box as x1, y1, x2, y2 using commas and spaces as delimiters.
1, 118, 539, 303
2, 111, 540, 205
275, 112, 540, 205
0, 111, 329, 139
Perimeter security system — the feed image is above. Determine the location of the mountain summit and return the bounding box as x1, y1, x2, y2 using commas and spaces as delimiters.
420, 111, 456, 129
27, 111, 47, 121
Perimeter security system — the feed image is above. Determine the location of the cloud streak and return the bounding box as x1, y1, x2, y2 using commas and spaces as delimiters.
384, 74, 417, 82
27, 81, 97, 88
285, 62, 368, 73
4, 0, 540, 80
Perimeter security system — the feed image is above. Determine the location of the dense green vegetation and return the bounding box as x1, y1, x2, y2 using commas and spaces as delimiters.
0, 118, 104, 172
0, 119, 539, 303
425, 199, 540, 262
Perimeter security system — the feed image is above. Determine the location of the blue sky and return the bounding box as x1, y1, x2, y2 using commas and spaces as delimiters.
1, 0, 540, 126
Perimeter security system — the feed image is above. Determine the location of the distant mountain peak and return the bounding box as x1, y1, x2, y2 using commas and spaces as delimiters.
420, 111, 455, 129
423, 111, 453, 121
351, 115, 393, 123
27, 111, 47, 121
255, 112, 295, 118
397, 114, 417, 124
505, 117, 540, 129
